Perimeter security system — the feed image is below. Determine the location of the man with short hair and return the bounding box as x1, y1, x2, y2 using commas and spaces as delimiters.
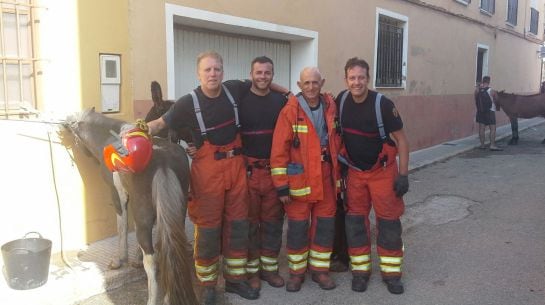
146, 51, 258, 305
475, 76, 502, 151
270, 67, 341, 292
239, 56, 288, 290
336, 57, 409, 294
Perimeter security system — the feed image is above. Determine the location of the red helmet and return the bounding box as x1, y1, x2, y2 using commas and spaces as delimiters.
103, 128, 153, 173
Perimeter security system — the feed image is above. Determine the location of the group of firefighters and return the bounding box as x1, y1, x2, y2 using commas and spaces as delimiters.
145, 51, 410, 305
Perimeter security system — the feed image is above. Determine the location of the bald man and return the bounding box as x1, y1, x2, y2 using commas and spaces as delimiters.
270, 67, 342, 292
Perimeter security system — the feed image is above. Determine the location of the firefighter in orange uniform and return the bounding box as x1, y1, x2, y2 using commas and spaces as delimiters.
336, 57, 409, 295
270, 67, 341, 292
146, 51, 258, 305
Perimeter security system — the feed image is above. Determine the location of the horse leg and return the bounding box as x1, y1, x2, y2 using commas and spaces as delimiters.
136, 223, 160, 305
107, 172, 129, 269
508, 117, 519, 145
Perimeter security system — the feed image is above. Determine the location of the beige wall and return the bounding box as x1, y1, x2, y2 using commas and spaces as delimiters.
130, 0, 543, 150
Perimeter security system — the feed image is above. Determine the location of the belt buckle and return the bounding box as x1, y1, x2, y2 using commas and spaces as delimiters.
225, 149, 235, 158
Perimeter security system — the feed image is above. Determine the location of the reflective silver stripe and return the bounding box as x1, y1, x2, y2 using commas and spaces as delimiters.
195, 262, 218, 274
262, 264, 278, 272
350, 254, 371, 264
310, 249, 332, 260
288, 251, 309, 262
271, 167, 287, 175
260, 256, 278, 265
246, 266, 259, 274
379, 256, 403, 265
224, 257, 248, 267
289, 187, 311, 196
351, 262, 371, 271
222, 84, 240, 128
190, 90, 207, 137
197, 272, 218, 282
246, 258, 260, 267
288, 260, 307, 271
292, 125, 309, 133
309, 258, 330, 268
224, 266, 247, 275
380, 264, 401, 273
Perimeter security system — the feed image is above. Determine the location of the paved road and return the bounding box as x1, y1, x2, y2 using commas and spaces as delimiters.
79, 123, 545, 305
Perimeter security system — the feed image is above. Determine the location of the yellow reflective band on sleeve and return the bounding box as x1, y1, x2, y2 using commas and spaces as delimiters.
288, 260, 307, 271
196, 272, 218, 282
224, 258, 248, 267
195, 262, 218, 274
380, 264, 401, 273
350, 254, 371, 264
246, 258, 260, 267
351, 262, 371, 271
292, 125, 308, 133
271, 167, 287, 175
310, 249, 332, 260
309, 258, 330, 268
379, 256, 403, 265
260, 255, 278, 265
287, 251, 309, 262
289, 187, 311, 196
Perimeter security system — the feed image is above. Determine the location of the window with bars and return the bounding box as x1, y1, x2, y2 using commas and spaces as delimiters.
529, 7, 539, 35
480, 0, 495, 14
0, 0, 38, 118
376, 15, 405, 88
506, 0, 518, 25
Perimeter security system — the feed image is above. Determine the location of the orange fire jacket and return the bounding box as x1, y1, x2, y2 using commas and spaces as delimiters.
270, 93, 341, 202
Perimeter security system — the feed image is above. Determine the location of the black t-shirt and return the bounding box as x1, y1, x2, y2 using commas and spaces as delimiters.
336, 90, 403, 169
239, 90, 286, 158
162, 80, 251, 148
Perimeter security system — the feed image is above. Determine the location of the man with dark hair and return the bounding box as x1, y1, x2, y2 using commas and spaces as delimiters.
475, 75, 502, 151
146, 51, 258, 305
239, 56, 288, 290
336, 57, 409, 294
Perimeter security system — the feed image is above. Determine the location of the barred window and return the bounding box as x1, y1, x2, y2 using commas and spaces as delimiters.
506, 0, 518, 25
0, 0, 38, 118
529, 7, 539, 35
376, 15, 404, 88
480, 0, 495, 14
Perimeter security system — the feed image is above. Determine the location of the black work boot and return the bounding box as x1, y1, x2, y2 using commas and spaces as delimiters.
351, 275, 369, 292
383, 278, 404, 294
202, 286, 216, 305
225, 280, 259, 300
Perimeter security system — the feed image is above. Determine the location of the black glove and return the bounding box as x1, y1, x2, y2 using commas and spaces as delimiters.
393, 175, 409, 197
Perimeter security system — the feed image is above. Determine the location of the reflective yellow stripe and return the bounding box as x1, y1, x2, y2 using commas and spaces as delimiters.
310, 249, 332, 260
224, 258, 248, 267
260, 256, 278, 265
262, 264, 278, 272
289, 260, 307, 271
224, 266, 247, 275
292, 125, 308, 133
246, 258, 260, 267
271, 167, 287, 175
197, 273, 218, 282
380, 264, 401, 273
195, 262, 218, 274
351, 262, 371, 271
246, 267, 259, 274
380, 256, 403, 265
350, 254, 371, 264
309, 258, 330, 268
289, 187, 311, 196
288, 251, 308, 262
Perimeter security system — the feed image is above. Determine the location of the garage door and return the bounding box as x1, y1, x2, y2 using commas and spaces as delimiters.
174, 26, 290, 97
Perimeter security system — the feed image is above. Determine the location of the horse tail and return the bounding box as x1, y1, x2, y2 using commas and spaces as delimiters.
152, 166, 198, 305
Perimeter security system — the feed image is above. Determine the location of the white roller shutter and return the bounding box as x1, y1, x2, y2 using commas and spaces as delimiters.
174, 26, 290, 97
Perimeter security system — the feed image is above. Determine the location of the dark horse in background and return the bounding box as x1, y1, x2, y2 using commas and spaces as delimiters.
496, 91, 545, 145
65, 108, 197, 305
